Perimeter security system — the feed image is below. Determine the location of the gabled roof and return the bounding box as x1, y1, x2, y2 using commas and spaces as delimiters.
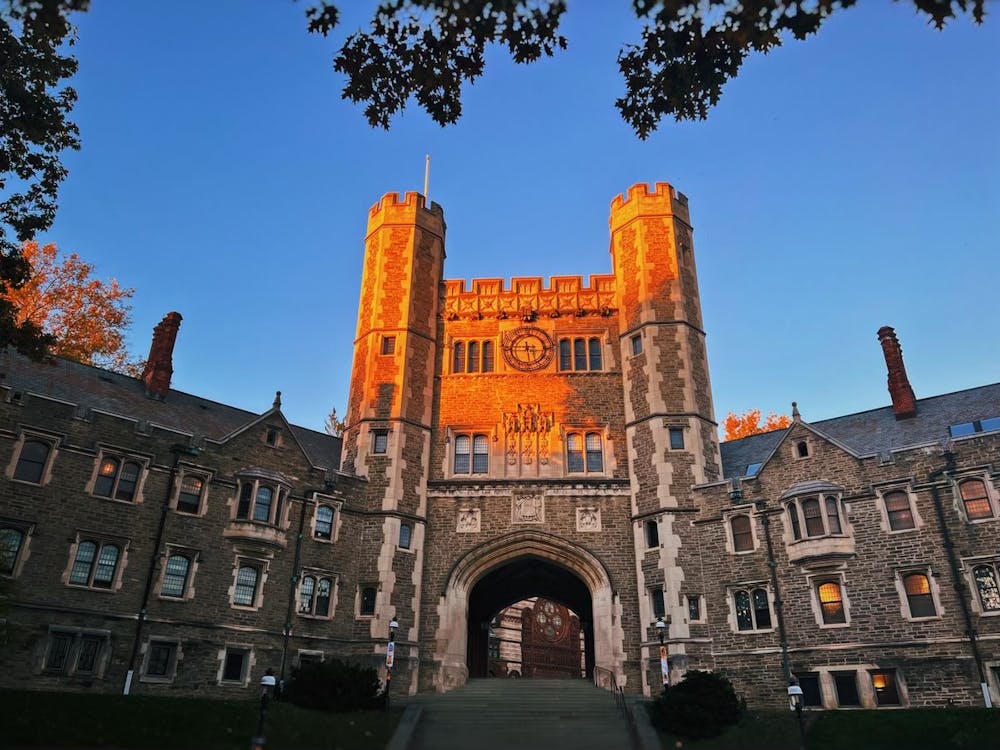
0, 350, 342, 471
720, 382, 1000, 480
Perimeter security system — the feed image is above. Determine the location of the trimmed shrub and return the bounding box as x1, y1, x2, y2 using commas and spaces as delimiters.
649, 669, 744, 739
285, 658, 382, 712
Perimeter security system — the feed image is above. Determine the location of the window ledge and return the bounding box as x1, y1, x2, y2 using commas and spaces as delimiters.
297, 613, 333, 621
223, 521, 288, 548
65, 585, 117, 594
904, 614, 942, 622
140, 675, 175, 684
787, 536, 855, 566
91, 495, 141, 507
817, 622, 851, 629
735, 628, 775, 635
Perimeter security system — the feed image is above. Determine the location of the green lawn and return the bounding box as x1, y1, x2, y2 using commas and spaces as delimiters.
655, 708, 1000, 750
4, 690, 400, 750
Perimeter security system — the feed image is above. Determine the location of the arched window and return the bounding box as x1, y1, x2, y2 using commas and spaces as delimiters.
315, 577, 332, 616
787, 505, 802, 540
13, 439, 50, 484
472, 434, 489, 473
237, 484, 253, 519
454, 435, 471, 473
802, 498, 824, 537
566, 432, 604, 473
566, 433, 583, 472
236, 479, 285, 524
558, 338, 604, 371
588, 338, 602, 370
817, 581, 846, 624
972, 564, 1000, 611
467, 341, 480, 373
903, 573, 936, 618
69, 541, 120, 589
253, 486, 273, 522
883, 491, 915, 531
177, 475, 204, 514
0, 527, 25, 575
574, 339, 586, 371
959, 479, 993, 520
482, 341, 495, 372
299, 575, 315, 612
786, 495, 846, 539
824, 497, 842, 534
299, 575, 332, 615
730, 515, 753, 552
734, 587, 771, 631
233, 565, 260, 607
94, 457, 142, 501
453, 341, 466, 373
161, 554, 191, 598
315, 505, 334, 540
585, 433, 603, 472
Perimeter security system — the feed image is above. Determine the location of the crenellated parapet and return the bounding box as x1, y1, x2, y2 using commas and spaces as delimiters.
367, 191, 446, 237
441, 274, 617, 321
609, 182, 690, 233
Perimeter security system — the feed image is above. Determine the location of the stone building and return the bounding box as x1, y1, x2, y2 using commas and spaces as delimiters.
1, 183, 998, 709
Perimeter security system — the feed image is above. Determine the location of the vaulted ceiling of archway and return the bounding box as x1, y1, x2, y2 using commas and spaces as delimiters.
468, 555, 592, 627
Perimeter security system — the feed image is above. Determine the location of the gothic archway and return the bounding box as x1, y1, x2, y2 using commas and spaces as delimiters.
431, 530, 626, 692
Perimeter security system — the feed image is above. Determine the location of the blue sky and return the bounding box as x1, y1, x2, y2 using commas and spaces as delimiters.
42, 2, 999, 434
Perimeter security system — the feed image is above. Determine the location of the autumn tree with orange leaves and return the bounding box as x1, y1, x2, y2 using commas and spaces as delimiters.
723, 409, 792, 442
1, 242, 141, 374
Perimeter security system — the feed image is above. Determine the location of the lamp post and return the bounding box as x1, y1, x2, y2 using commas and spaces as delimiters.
654, 615, 669, 695
384, 617, 399, 711
251, 669, 276, 750
787, 678, 807, 750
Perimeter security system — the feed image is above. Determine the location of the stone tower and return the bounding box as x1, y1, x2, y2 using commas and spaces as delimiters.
609, 182, 721, 693
342, 191, 445, 689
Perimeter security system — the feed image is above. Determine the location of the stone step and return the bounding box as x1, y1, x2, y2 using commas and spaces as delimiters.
405, 679, 635, 750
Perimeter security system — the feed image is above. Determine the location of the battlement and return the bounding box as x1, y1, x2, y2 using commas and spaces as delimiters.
441, 274, 617, 320
367, 191, 445, 235
609, 182, 690, 231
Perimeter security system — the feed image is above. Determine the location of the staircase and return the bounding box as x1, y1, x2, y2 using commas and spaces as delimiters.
401, 678, 637, 750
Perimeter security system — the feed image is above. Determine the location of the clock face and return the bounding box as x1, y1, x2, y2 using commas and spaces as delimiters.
502, 327, 554, 371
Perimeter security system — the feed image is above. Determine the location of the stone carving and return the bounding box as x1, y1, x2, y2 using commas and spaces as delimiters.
576, 506, 601, 532
512, 494, 544, 524
504, 403, 556, 471
456, 508, 481, 533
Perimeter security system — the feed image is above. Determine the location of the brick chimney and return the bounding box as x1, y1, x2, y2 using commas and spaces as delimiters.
877, 326, 916, 419
141, 312, 182, 399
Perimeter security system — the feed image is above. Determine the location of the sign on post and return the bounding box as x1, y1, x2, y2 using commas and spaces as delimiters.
659, 645, 668, 681
386, 640, 395, 668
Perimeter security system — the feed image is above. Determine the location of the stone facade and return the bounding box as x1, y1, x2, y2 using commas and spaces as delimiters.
1, 183, 999, 710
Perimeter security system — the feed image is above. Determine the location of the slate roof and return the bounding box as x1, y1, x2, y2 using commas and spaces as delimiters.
720, 382, 1000, 480
0, 350, 342, 471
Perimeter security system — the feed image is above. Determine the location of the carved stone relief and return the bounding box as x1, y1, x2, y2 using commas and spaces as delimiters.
576, 506, 601, 532
512, 494, 544, 524
503, 403, 556, 472
456, 508, 481, 533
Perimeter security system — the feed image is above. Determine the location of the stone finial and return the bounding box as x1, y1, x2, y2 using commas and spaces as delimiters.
141, 312, 182, 399
877, 326, 917, 419
792, 402, 800, 422
273, 390, 282, 409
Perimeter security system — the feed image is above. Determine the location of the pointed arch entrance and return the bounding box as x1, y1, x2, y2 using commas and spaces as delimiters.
431, 530, 625, 692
